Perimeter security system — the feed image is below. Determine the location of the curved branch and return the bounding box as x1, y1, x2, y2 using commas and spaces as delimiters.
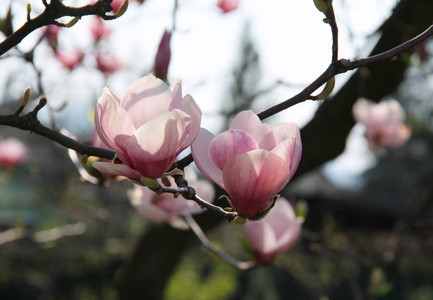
0, 98, 116, 159
0, 0, 122, 56
184, 215, 256, 270
257, 23, 433, 120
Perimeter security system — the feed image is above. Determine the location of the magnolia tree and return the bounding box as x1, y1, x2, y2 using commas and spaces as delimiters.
0, 0, 432, 299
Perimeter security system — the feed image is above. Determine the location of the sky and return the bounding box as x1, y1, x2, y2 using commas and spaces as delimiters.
0, 0, 398, 187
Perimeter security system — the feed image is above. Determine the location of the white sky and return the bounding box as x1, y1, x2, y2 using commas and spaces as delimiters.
0, 0, 398, 186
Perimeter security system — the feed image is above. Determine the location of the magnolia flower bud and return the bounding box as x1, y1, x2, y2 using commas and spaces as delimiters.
154, 30, 172, 81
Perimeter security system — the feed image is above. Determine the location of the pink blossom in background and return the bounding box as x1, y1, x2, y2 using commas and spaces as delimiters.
217, 0, 239, 13
154, 30, 172, 81
96, 52, 120, 74
353, 98, 411, 151
0, 138, 29, 168
93, 75, 202, 181
191, 110, 302, 219
128, 167, 214, 229
90, 18, 111, 43
47, 25, 61, 51
244, 198, 302, 264
55, 49, 85, 70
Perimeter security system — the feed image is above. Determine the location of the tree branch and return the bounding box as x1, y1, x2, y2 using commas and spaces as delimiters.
0, 98, 116, 159
184, 215, 256, 270
324, 5, 339, 64
157, 184, 237, 222
257, 23, 433, 120
0, 0, 123, 56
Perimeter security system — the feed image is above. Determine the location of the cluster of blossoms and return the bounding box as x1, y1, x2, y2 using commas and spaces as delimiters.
92, 75, 302, 262
353, 98, 411, 151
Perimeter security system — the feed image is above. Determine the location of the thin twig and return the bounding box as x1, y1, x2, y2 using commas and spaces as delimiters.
159, 185, 237, 222
324, 6, 339, 63
257, 24, 433, 120
184, 215, 256, 270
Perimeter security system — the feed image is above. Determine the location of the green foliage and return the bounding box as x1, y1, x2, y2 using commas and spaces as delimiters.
407, 285, 433, 300
165, 258, 237, 300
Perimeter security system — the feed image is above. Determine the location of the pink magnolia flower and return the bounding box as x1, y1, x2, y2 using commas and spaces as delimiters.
96, 52, 120, 74
244, 198, 302, 264
0, 138, 29, 168
191, 110, 302, 219
353, 98, 411, 150
154, 30, 172, 81
55, 49, 85, 70
128, 167, 214, 228
90, 18, 111, 43
217, 0, 239, 13
93, 75, 202, 181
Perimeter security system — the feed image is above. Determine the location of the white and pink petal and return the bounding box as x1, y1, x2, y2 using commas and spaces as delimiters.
230, 110, 276, 150
222, 149, 291, 218
191, 128, 224, 187
208, 129, 258, 171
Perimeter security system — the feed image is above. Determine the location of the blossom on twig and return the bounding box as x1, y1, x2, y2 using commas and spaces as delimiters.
128, 167, 214, 229
93, 75, 202, 181
244, 198, 302, 264
191, 110, 301, 220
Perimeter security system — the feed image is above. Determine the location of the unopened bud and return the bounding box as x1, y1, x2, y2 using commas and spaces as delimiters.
22, 87, 31, 107
26, 3, 32, 19
313, 0, 332, 13
234, 216, 247, 225
154, 30, 172, 81
64, 17, 79, 28
313, 77, 335, 100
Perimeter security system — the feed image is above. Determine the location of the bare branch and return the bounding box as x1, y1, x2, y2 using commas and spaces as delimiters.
0, 0, 124, 56
184, 215, 256, 270
0, 98, 116, 160
158, 184, 237, 222
257, 23, 433, 120
324, 5, 339, 63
